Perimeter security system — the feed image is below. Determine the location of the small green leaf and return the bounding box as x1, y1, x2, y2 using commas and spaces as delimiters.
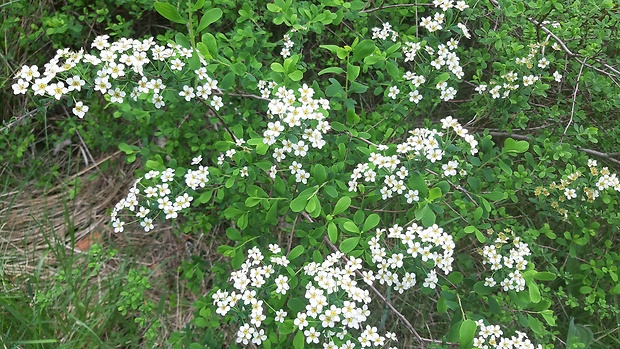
290, 194, 309, 212
271, 62, 284, 73
333, 196, 351, 215
318, 67, 345, 75
311, 164, 327, 183
503, 138, 530, 154
447, 271, 463, 285
459, 319, 477, 349
197, 8, 223, 32
415, 204, 436, 226
540, 310, 556, 326
154, 2, 186, 24
288, 70, 303, 81
428, 187, 442, 201
340, 237, 360, 253
287, 298, 305, 312
226, 227, 242, 241
362, 214, 380, 232
352, 39, 376, 62
118, 142, 136, 154
293, 330, 304, 349
528, 280, 541, 303
343, 221, 359, 234
328, 221, 338, 243
288, 245, 304, 260
567, 318, 593, 349
346, 63, 360, 82
533, 271, 557, 281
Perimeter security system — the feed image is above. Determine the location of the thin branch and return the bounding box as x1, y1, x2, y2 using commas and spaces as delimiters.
361, 3, 431, 13
563, 59, 586, 136
488, 0, 620, 85
197, 98, 237, 143
0, 103, 51, 133
486, 131, 620, 166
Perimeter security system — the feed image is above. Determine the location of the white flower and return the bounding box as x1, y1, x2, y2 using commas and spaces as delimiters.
72, 101, 89, 118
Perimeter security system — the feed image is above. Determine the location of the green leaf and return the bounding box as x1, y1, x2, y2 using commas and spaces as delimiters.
343, 221, 359, 234
503, 138, 529, 154
118, 142, 137, 154
290, 194, 309, 212
533, 272, 556, 281
278, 319, 296, 334
175, 33, 191, 48
145, 159, 166, 171
540, 310, 556, 326
311, 164, 327, 183
428, 187, 442, 201
288, 70, 303, 81
197, 8, 223, 32
352, 40, 375, 62
447, 271, 463, 285
340, 237, 360, 253
346, 63, 360, 82
202, 32, 218, 56
459, 320, 477, 349
320, 44, 340, 54
328, 221, 338, 243
197, 190, 213, 204
226, 227, 242, 241
333, 196, 351, 215
154, 2, 186, 24
528, 280, 541, 303
307, 196, 322, 218
566, 318, 593, 349
362, 214, 380, 232
473, 281, 493, 295
288, 245, 304, 260
433, 72, 451, 84
319, 67, 345, 75
271, 62, 284, 73
293, 330, 304, 349
528, 315, 544, 334
287, 298, 305, 312
415, 204, 436, 226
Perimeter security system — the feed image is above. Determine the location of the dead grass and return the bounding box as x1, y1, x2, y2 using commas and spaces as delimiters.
0, 141, 223, 343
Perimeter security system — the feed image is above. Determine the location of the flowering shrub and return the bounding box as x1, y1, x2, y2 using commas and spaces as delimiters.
11, 0, 620, 347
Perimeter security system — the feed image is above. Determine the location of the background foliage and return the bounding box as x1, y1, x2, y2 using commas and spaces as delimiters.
2, 0, 620, 348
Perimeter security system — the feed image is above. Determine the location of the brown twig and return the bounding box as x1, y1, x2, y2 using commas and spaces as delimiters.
486, 131, 620, 166
361, 3, 432, 13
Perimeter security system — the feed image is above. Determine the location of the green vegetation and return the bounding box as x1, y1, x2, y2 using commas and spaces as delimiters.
2, 0, 620, 348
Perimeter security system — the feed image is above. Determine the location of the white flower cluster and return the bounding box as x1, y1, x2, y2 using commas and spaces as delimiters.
212, 245, 291, 346
378, 4, 467, 105
111, 158, 209, 233
297, 251, 396, 348
213, 246, 398, 348
12, 35, 222, 117
366, 223, 455, 292
260, 81, 331, 184
476, 41, 562, 99
371, 22, 398, 42
473, 321, 542, 349
348, 116, 477, 197
480, 230, 531, 292
536, 159, 620, 219
281, 33, 295, 58
433, 0, 470, 12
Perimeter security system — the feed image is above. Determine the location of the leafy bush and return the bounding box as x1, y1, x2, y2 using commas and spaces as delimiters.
7, 0, 620, 348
